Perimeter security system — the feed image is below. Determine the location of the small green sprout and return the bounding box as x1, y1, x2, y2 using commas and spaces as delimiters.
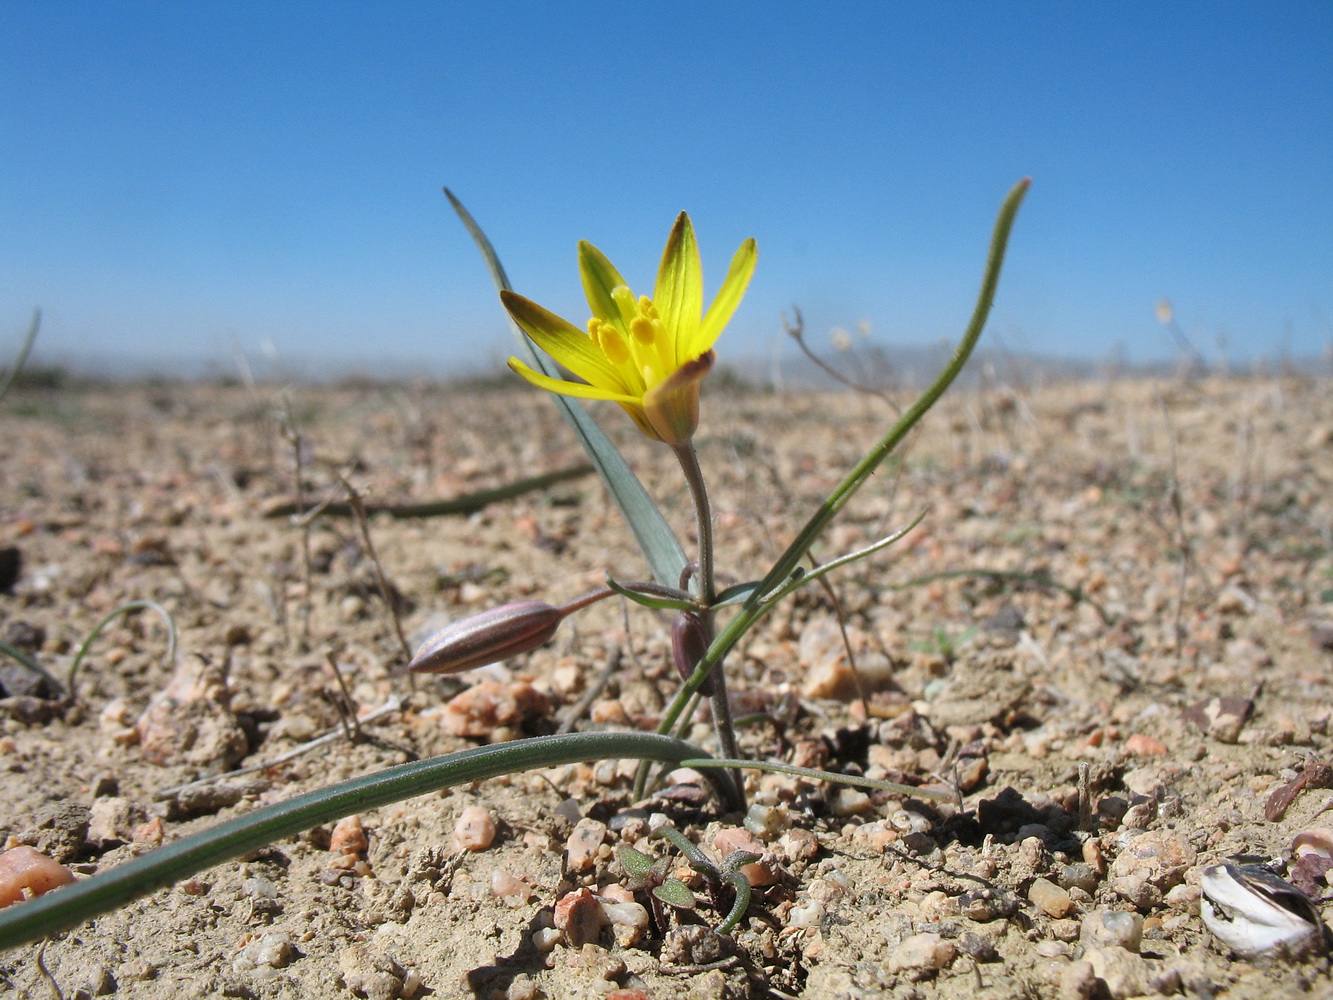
652, 826, 760, 935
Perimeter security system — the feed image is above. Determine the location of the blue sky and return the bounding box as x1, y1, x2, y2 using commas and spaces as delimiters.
1, 2, 1329, 378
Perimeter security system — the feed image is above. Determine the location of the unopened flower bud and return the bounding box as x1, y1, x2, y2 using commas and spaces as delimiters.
404, 600, 565, 675
672, 610, 714, 697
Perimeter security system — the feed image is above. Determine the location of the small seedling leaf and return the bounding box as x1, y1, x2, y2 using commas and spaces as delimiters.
652, 879, 698, 910
616, 844, 656, 878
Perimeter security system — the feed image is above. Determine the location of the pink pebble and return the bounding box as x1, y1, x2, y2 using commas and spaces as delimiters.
329, 815, 368, 856
553, 887, 607, 947
713, 827, 777, 887
0, 846, 76, 908
565, 818, 607, 874
1124, 733, 1168, 756
453, 805, 497, 851
440, 682, 551, 739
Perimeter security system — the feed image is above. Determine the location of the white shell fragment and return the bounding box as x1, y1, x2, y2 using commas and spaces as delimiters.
1199, 864, 1326, 960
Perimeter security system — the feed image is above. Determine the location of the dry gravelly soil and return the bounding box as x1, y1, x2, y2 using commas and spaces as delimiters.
1, 374, 1331, 1000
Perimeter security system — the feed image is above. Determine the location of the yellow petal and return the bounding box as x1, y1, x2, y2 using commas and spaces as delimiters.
695, 237, 757, 355
654, 213, 704, 366
507, 358, 642, 405
641, 349, 715, 445
501, 291, 627, 390
578, 241, 633, 329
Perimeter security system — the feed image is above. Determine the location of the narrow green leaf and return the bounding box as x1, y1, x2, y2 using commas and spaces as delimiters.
604, 574, 697, 611
712, 580, 762, 607
0, 731, 736, 951
445, 189, 687, 585
746, 178, 1030, 604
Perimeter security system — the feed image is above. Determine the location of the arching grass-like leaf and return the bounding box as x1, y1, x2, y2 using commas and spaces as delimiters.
445, 190, 687, 586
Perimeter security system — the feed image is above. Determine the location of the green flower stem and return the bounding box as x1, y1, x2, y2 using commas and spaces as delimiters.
0, 731, 735, 952
673, 443, 744, 808
673, 444, 716, 606
636, 178, 1031, 801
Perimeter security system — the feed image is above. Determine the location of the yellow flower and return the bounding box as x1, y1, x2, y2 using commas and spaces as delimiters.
502, 213, 757, 446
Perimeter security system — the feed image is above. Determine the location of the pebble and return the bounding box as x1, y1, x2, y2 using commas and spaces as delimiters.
778, 828, 820, 864
1080, 909, 1143, 952
329, 815, 368, 857
135, 658, 249, 769
963, 887, 1019, 923
553, 887, 607, 947
600, 899, 649, 947
452, 805, 497, 852
956, 931, 998, 962
565, 817, 607, 873
798, 616, 857, 699
889, 809, 932, 836
490, 871, 532, 906
1029, 877, 1074, 918
439, 681, 551, 739
1058, 862, 1099, 894
115, 960, 157, 984
1109, 830, 1195, 908
233, 932, 294, 973
506, 975, 540, 1000
132, 816, 165, 846
883, 932, 956, 978
243, 881, 283, 908
1082, 944, 1149, 1000
830, 788, 872, 817
713, 827, 776, 886
1163, 883, 1200, 911
530, 927, 562, 952
1122, 733, 1167, 756
1059, 960, 1098, 1000
743, 802, 787, 840
850, 820, 898, 851
338, 945, 406, 1000
786, 898, 824, 928
0, 845, 75, 906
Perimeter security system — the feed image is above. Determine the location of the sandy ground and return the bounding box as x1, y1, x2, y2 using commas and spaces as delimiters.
1, 372, 1331, 999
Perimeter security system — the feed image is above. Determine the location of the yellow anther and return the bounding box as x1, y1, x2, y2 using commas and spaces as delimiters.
592, 319, 630, 365
638, 296, 657, 319
630, 315, 656, 345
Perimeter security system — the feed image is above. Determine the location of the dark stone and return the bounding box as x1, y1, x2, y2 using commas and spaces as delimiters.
0, 547, 20, 593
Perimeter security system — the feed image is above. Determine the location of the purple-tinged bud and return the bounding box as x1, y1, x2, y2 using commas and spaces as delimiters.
403, 600, 565, 675
672, 610, 715, 697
